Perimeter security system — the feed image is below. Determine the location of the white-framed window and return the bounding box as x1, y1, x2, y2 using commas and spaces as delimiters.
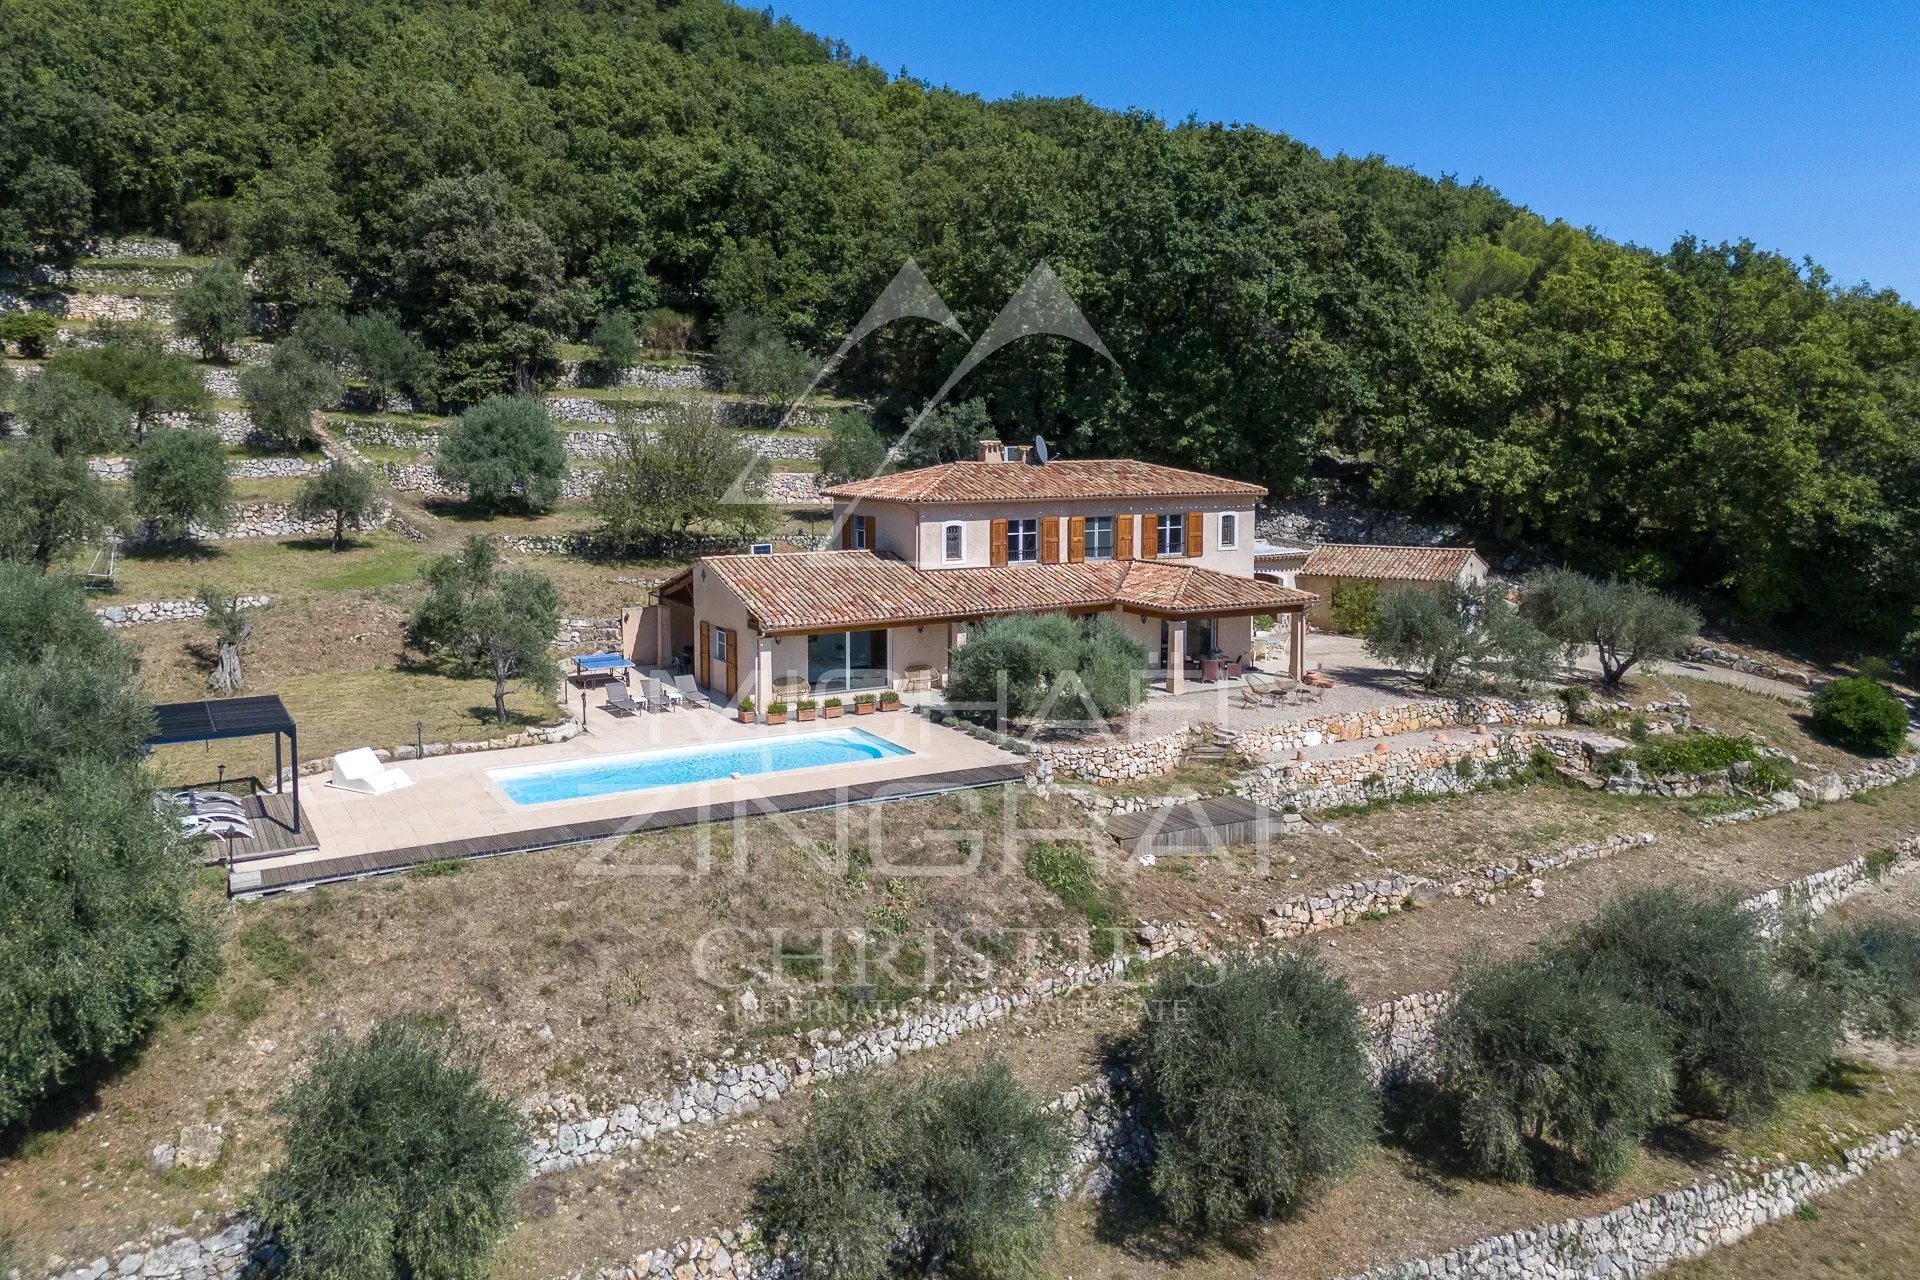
943, 522, 965, 562
1156, 513, 1185, 557
712, 627, 730, 666
1084, 515, 1115, 561
1218, 512, 1238, 549
1007, 518, 1039, 562
849, 516, 869, 550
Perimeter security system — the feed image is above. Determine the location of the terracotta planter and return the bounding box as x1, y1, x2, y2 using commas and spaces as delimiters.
797, 708, 816, 722
766, 713, 788, 726
737, 710, 754, 725
854, 702, 875, 715
823, 705, 844, 719
879, 701, 901, 713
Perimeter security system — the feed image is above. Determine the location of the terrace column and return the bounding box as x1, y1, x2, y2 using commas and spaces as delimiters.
1167, 620, 1186, 695
755, 636, 775, 718
1289, 609, 1307, 681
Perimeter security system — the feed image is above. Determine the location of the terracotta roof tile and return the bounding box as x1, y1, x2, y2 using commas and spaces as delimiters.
1299, 544, 1487, 583
822, 459, 1267, 505
698, 551, 1313, 634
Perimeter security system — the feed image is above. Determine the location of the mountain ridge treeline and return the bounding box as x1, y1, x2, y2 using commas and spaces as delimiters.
3, 0, 1918, 638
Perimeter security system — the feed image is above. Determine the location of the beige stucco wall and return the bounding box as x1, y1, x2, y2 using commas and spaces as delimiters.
827, 497, 1257, 574
690, 565, 762, 702
621, 602, 694, 670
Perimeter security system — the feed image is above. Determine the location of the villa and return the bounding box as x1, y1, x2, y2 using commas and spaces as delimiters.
624, 440, 1316, 713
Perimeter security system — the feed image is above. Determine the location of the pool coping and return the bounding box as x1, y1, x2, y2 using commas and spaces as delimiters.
226, 763, 1025, 897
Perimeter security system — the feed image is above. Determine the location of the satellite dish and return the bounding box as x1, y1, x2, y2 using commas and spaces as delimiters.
1032, 435, 1050, 465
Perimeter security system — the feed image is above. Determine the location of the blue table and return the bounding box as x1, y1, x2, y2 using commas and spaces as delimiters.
572, 652, 633, 684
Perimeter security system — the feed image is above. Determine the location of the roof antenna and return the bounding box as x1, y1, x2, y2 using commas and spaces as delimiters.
1031, 435, 1049, 465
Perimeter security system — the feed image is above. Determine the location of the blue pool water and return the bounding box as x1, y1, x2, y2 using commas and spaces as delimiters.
489, 728, 913, 805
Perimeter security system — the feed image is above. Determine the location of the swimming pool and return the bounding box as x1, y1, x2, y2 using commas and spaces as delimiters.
488, 728, 913, 805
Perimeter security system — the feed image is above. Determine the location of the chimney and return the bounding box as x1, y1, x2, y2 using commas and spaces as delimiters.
976, 438, 1005, 464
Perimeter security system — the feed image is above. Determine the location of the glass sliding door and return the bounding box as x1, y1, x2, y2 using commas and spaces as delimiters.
807, 629, 891, 693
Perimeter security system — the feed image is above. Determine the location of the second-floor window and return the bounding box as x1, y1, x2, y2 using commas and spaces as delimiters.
1156, 513, 1185, 557
1219, 512, 1238, 548
1084, 516, 1115, 560
943, 522, 964, 562
1007, 518, 1039, 562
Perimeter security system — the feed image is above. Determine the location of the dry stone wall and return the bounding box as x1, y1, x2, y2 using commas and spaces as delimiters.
94, 595, 270, 629
1338, 1125, 1918, 1280
1234, 695, 1565, 757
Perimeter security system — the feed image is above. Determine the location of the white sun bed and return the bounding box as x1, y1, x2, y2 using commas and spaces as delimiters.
328, 747, 413, 795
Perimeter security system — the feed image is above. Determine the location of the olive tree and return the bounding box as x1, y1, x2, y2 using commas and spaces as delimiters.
435, 395, 566, 513
1366, 582, 1555, 692
241, 340, 341, 448
589, 399, 772, 552
757, 1059, 1071, 1280
1519, 568, 1700, 687
131, 428, 233, 541
172, 259, 251, 359
254, 1018, 526, 1280
1136, 953, 1376, 1230
0, 443, 121, 569
14, 368, 134, 455
945, 613, 1148, 725
407, 538, 562, 723
292, 459, 380, 551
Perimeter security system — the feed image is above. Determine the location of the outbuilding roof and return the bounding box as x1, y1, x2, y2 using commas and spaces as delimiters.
682, 551, 1314, 635
822, 459, 1267, 506
1298, 544, 1488, 583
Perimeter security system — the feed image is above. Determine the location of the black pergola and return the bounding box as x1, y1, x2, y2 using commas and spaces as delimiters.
148, 695, 302, 829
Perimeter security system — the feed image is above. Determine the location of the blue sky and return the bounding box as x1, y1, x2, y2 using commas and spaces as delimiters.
773, 2, 1919, 298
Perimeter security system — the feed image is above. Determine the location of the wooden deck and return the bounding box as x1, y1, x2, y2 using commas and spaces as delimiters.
1105, 796, 1290, 854
228, 763, 1026, 897
187, 791, 318, 864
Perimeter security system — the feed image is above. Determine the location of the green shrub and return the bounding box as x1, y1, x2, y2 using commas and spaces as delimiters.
254, 1018, 526, 1280
1796, 921, 1920, 1045
1626, 731, 1757, 775
1024, 840, 1117, 958
1430, 953, 1672, 1189
1136, 953, 1376, 1229
132, 427, 233, 540
1556, 888, 1837, 1121
756, 1059, 1071, 1280
1328, 580, 1381, 636
945, 613, 1147, 724
1809, 677, 1910, 756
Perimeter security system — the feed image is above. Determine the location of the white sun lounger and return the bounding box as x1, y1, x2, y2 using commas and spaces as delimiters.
328, 747, 413, 795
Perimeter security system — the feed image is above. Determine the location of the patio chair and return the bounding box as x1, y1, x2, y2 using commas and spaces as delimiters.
328, 747, 413, 796
1238, 673, 1284, 708
673, 674, 713, 708
604, 683, 642, 716
179, 810, 254, 841
645, 677, 679, 712
173, 788, 248, 818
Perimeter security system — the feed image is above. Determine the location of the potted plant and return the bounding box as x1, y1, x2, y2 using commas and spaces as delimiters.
736, 696, 756, 725
878, 689, 902, 712
796, 698, 818, 722
822, 696, 844, 719
765, 700, 789, 726
853, 692, 877, 716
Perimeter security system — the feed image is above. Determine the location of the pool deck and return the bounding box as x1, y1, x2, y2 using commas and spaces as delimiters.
229, 707, 1021, 894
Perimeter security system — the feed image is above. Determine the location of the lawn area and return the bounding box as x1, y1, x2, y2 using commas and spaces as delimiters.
88, 531, 437, 603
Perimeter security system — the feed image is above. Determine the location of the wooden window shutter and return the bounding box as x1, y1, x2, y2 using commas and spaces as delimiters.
839, 516, 854, 549
1068, 516, 1086, 563
1138, 514, 1158, 560
1115, 514, 1134, 561
1042, 517, 1062, 564
722, 627, 739, 697
698, 621, 712, 686
990, 518, 1008, 566
862, 515, 876, 549
1186, 511, 1204, 558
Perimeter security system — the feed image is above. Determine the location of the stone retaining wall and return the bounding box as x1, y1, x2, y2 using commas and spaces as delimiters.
1260, 831, 1658, 940
1687, 643, 1814, 687
1236, 730, 1543, 812
1030, 725, 1203, 785
121, 500, 390, 545
1702, 755, 1920, 827
1338, 1125, 1918, 1280
552, 360, 719, 392
1234, 695, 1565, 758
94, 595, 270, 629
90, 455, 319, 482
544, 395, 829, 431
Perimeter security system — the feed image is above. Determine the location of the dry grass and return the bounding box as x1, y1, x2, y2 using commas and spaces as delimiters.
1630, 670, 1859, 772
